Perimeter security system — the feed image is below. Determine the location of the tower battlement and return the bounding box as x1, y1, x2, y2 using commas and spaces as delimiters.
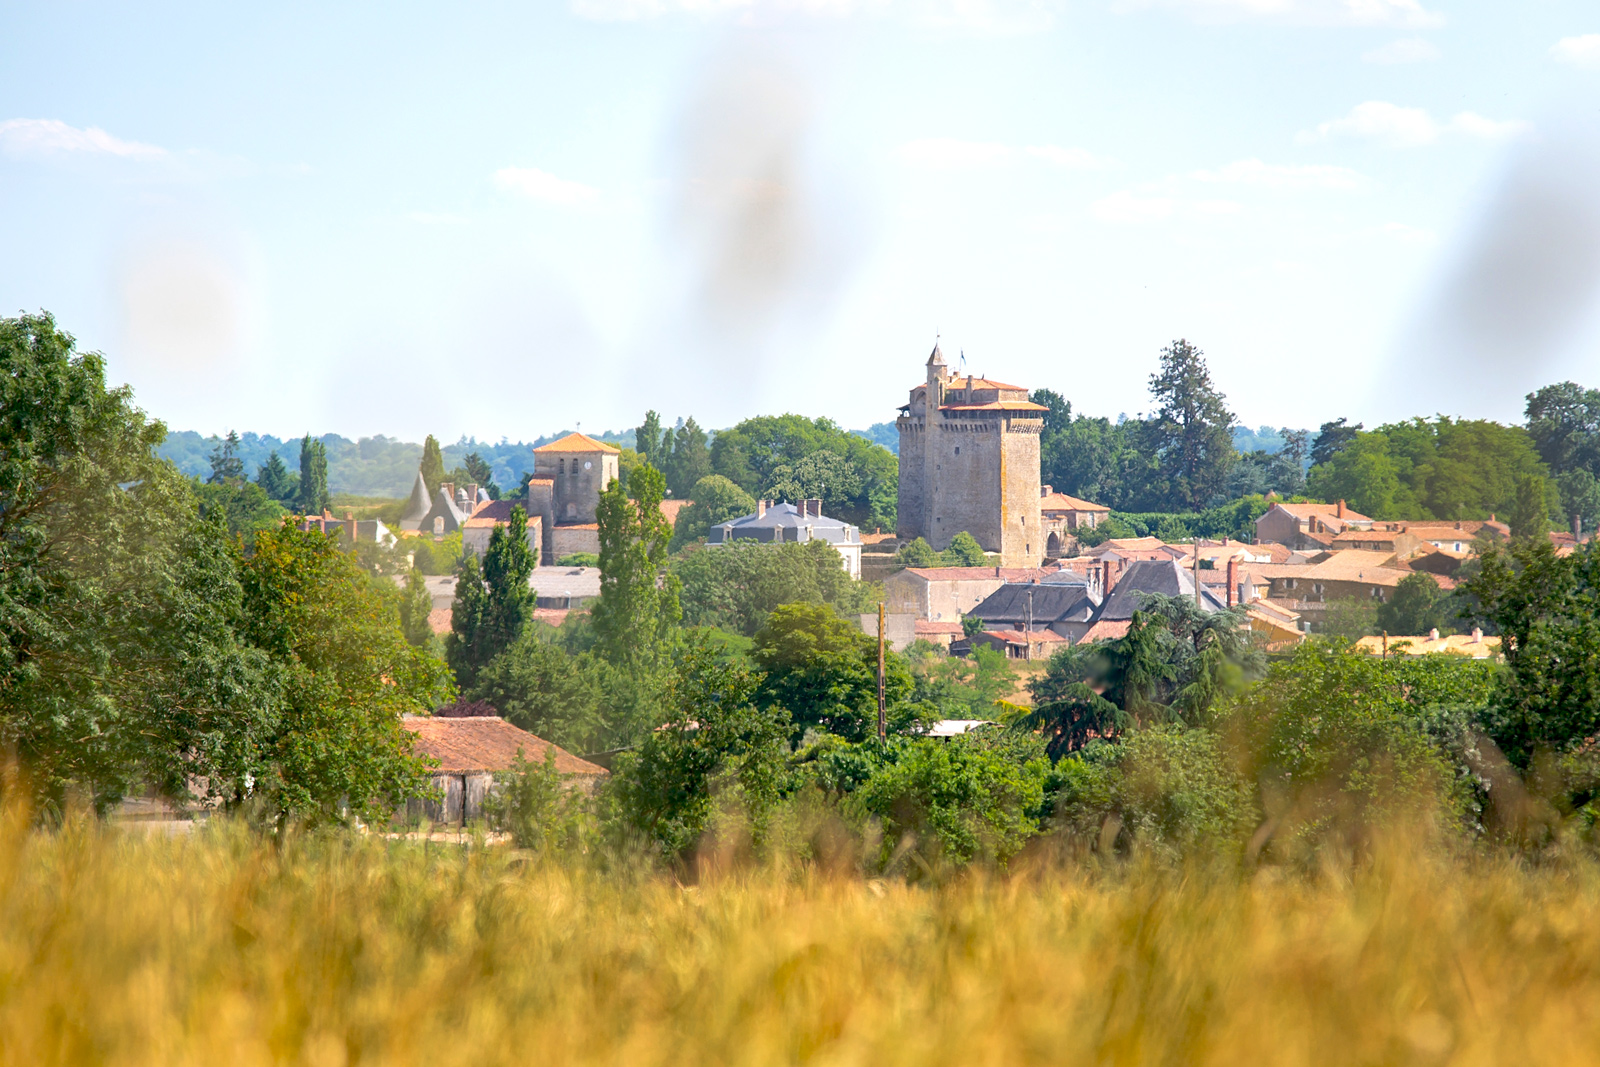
895, 344, 1046, 568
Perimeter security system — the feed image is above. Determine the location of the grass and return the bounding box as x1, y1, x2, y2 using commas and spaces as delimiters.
6, 806, 1600, 1066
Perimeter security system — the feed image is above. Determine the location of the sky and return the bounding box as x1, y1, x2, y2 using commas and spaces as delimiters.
4, 1, 1600, 443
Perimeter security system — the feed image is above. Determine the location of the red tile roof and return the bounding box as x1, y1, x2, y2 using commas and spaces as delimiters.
1040, 492, 1110, 513
533, 432, 621, 455
941, 401, 1050, 412
427, 608, 452, 635
659, 499, 690, 525
403, 716, 607, 776
1079, 619, 1133, 643
915, 620, 967, 635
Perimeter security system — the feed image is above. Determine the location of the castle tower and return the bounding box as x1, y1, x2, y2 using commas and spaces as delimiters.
895, 344, 1045, 567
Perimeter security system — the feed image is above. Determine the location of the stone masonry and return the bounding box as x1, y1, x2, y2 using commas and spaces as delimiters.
896, 344, 1046, 568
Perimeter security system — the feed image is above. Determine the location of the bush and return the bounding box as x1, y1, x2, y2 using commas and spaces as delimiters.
556, 553, 600, 568
485, 747, 592, 855
674, 539, 874, 636
410, 532, 463, 575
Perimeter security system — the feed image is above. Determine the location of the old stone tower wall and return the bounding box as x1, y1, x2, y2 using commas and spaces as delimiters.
896, 415, 926, 542
929, 418, 1002, 554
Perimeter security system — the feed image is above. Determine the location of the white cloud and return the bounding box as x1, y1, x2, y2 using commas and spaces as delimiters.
0, 117, 166, 159
570, 0, 1058, 31
1363, 37, 1440, 64
1190, 157, 1368, 189
1552, 35, 1600, 68
492, 166, 600, 206
1091, 190, 1176, 224
1298, 101, 1527, 147
897, 138, 1112, 170
1111, 0, 1443, 28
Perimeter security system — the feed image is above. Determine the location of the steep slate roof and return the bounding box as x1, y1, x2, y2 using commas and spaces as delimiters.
401, 470, 431, 525
968, 582, 1101, 626
1097, 559, 1229, 621
710, 502, 859, 546
533, 431, 621, 455
403, 715, 607, 776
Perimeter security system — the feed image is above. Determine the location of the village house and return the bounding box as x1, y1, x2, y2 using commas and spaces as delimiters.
883, 564, 1059, 622
1249, 550, 1447, 632
1254, 501, 1373, 551
401, 713, 607, 826
964, 573, 1103, 644
953, 627, 1070, 660
1039, 486, 1111, 557
708, 499, 863, 579
524, 432, 621, 565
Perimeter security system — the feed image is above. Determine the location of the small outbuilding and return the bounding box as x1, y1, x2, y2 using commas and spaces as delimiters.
401, 714, 608, 825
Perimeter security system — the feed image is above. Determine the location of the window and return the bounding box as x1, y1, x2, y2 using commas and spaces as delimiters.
566, 503, 577, 518
954, 446, 960, 455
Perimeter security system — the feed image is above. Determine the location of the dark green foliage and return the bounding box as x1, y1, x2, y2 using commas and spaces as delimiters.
1311, 417, 1363, 468
419, 434, 445, 498
1525, 381, 1600, 477
255, 450, 298, 506
461, 451, 501, 499
410, 531, 463, 575
1144, 339, 1237, 511
634, 410, 664, 467
1085, 497, 1275, 546
851, 733, 1051, 870
943, 531, 988, 566
1376, 573, 1453, 637
447, 553, 488, 687
609, 637, 793, 861
446, 510, 534, 689
752, 603, 912, 742
763, 449, 861, 517
1321, 598, 1380, 640
669, 474, 756, 552
710, 414, 897, 530
556, 552, 600, 568
398, 569, 436, 649
1458, 539, 1600, 768
674, 539, 872, 636
237, 524, 451, 824
194, 480, 286, 542
468, 633, 610, 752
1509, 474, 1553, 539
485, 747, 591, 854
1306, 417, 1549, 522
206, 430, 246, 485
664, 417, 712, 499
296, 434, 330, 516
1556, 469, 1600, 535
592, 463, 681, 672
892, 537, 941, 569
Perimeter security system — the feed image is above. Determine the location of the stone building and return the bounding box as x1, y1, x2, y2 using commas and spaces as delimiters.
707, 499, 863, 578
526, 432, 620, 565
896, 344, 1047, 567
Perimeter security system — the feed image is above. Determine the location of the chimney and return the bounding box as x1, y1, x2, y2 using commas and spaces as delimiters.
757, 499, 768, 518
465, 483, 478, 503
808, 498, 823, 518
1041, 485, 1052, 497
1226, 556, 1238, 608
1429, 627, 1440, 642
442, 481, 454, 502
1336, 499, 1346, 518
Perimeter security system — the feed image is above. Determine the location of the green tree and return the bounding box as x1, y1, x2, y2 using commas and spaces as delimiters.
1556, 469, 1600, 536
752, 603, 912, 742
1458, 538, 1600, 768
674, 538, 870, 635
397, 568, 436, 649
237, 524, 451, 824
255, 450, 298, 505
1311, 417, 1363, 468
0, 313, 274, 814
1376, 573, 1452, 637
1321, 597, 1380, 640
297, 434, 330, 516
892, 537, 941, 570
468, 633, 608, 752
1509, 473, 1553, 540
419, 434, 446, 498
461, 451, 500, 499
763, 450, 862, 517
710, 413, 897, 530
942, 531, 988, 566
206, 430, 246, 485
592, 463, 681, 672
635, 410, 664, 467
1525, 381, 1600, 477
609, 636, 793, 862
445, 509, 539, 691
669, 474, 757, 552
194, 480, 286, 541
1145, 339, 1237, 511
667, 416, 711, 499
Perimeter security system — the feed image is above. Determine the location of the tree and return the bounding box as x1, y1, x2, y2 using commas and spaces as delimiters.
1557, 469, 1600, 536
446, 508, 538, 691
419, 434, 446, 498
710, 414, 897, 530
943, 531, 988, 566
635, 410, 664, 467
675, 539, 875, 636
1145, 339, 1237, 511
255, 450, 298, 505
206, 430, 246, 485
467, 633, 609, 752
609, 636, 793, 862
297, 434, 330, 516
762, 450, 863, 518
0, 313, 273, 813
194, 480, 285, 541
1376, 573, 1452, 637
1311, 417, 1363, 468
892, 537, 941, 569
591, 463, 681, 672
1509, 473, 1552, 540
752, 603, 912, 742
666, 417, 711, 499
462, 451, 501, 500
238, 524, 452, 824
398, 568, 436, 649
1525, 381, 1600, 477
669, 475, 757, 551
1458, 538, 1600, 768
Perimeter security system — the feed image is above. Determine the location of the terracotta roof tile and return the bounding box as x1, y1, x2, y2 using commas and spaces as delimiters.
915, 620, 967, 635
940, 401, 1050, 412
403, 716, 607, 776
533, 432, 621, 455
1079, 619, 1133, 643
1040, 492, 1110, 513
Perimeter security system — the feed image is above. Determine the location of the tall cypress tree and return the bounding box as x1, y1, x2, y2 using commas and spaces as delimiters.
592, 463, 680, 672
669, 417, 711, 499
297, 434, 329, 517
1145, 339, 1236, 512
446, 506, 536, 687
635, 411, 663, 466
419, 434, 446, 498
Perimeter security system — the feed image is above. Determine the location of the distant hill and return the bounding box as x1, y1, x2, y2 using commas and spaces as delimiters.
158, 428, 636, 498
852, 422, 898, 456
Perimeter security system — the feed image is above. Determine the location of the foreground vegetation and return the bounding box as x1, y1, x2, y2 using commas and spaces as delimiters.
8, 806, 1600, 1066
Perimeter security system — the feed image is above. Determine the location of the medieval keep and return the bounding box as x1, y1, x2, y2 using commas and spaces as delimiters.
896, 343, 1047, 568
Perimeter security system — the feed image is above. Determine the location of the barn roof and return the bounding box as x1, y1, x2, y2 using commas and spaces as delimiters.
402, 715, 608, 776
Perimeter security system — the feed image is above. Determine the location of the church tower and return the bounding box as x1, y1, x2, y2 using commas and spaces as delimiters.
895, 343, 1045, 567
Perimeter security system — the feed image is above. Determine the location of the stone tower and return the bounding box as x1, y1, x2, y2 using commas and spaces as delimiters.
895, 343, 1046, 567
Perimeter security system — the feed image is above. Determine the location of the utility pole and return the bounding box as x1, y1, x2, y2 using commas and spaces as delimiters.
1026, 586, 1035, 661
877, 601, 887, 741
1193, 537, 1203, 609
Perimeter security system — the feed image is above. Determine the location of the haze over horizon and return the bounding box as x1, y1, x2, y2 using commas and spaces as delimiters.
5, 1, 1600, 442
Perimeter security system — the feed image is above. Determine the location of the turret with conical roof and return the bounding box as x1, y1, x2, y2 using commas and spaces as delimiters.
926, 340, 948, 408
399, 469, 432, 531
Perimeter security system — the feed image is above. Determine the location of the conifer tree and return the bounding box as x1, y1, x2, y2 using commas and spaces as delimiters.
256, 450, 298, 505
420, 434, 446, 498
445, 507, 537, 687
296, 434, 330, 516
206, 430, 246, 486
592, 463, 680, 671
635, 411, 663, 466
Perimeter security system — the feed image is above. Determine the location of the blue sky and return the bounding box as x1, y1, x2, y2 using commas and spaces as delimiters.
4, 1, 1600, 442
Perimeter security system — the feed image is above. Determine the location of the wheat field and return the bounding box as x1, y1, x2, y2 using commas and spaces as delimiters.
2, 807, 1599, 1067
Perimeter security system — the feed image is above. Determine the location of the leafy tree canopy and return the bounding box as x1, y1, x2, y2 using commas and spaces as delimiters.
711, 414, 897, 530
674, 538, 873, 636
669, 474, 756, 552
752, 603, 912, 742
